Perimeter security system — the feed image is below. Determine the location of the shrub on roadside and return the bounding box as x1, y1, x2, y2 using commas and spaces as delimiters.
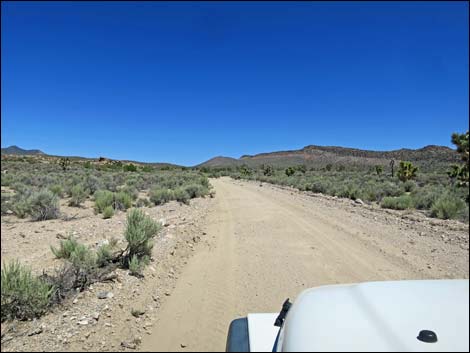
402, 180, 416, 193
103, 205, 114, 219
411, 185, 443, 210
380, 195, 413, 210
182, 184, 208, 199
51, 237, 96, 271
123, 209, 161, 267
96, 240, 117, 267
174, 188, 190, 204
128, 255, 149, 277
1, 260, 54, 321
430, 194, 466, 220
136, 197, 151, 208
149, 188, 173, 205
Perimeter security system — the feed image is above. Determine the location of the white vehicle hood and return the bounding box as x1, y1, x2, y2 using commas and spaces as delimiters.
276, 279, 469, 352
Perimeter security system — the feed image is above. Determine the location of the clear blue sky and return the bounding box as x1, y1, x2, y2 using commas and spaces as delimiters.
1, 1, 468, 166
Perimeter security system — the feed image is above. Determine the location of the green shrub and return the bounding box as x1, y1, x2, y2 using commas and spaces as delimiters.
119, 185, 138, 200
124, 209, 161, 264
96, 242, 115, 267
114, 191, 132, 210
128, 255, 149, 277
68, 184, 87, 207
69, 244, 96, 271
136, 198, 151, 208
402, 180, 416, 193
411, 186, 443, 210
381, 182, 403, 197
51, 237, 80, 260
51, 236, 95, 271
1, 260, 54, 321
28, 190, 60, 221
12, 198, 31, 218
103, 206, 114, 219
183, 184, 207, 199
94, 190, 114, 213
123, 164, 138, 172
49, 184, 63, 197
430, 194, 466, 220
149, 188, 173, 205
174, 188, 190, 204
381, 195, 413, 210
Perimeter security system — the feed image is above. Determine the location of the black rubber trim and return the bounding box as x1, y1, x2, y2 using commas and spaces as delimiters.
226, 317, 250, 352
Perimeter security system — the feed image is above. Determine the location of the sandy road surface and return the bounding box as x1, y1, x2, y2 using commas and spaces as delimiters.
142, 177, 468, 352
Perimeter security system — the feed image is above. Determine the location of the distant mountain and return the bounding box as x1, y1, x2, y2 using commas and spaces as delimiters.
1, 145, 183, 169
197, 156, 241, 168
197, 144, 460, 170
1, 145, 45, 156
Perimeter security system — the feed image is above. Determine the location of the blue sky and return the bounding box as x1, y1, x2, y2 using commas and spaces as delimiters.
1, 1, 468, 166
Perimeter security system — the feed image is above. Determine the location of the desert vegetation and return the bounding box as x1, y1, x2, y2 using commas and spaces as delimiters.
1, 209, 161, 322
1, 156, 211, 221
203, 132, 469, 223
1, 156, 212, 323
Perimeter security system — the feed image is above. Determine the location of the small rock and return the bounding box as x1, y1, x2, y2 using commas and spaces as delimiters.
131, 309, 145, 317
77, 320, 89, 326
355, 198, 365, 205
97, 291, 114, 299
92, 312, 100, 321
28, 327, 43, 336
181, 343, 187, 348
121, 341, 136, 349
165, 291, 171, 296
158, 218, 169, 227
73, 298, 79, 304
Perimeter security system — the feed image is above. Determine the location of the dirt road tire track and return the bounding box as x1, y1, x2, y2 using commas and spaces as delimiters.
142, 177, 468, 352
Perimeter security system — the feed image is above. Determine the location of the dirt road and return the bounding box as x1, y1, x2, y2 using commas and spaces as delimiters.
142, 177, 468, 352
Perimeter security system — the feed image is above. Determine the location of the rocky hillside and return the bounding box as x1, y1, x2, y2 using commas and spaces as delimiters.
198, 144, 460, 170
1, 145, 44, 155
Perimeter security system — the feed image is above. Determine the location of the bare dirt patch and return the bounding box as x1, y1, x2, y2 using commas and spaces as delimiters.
142, 177, 468, 351
1, 196, 214, 352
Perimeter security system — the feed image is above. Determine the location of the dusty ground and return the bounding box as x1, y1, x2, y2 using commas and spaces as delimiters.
1, 194, 215, 352
1, 177, 469, 352
142, 177, 469, 352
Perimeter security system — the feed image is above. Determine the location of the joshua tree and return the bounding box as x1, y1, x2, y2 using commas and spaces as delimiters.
285, 167, 296, 177
59, 157, 70, 172
397, 161, 418, 182
375, 165, 383, 176
448, 131, 469, 188
262, 164, 274, 176
390, 159, 395, 178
